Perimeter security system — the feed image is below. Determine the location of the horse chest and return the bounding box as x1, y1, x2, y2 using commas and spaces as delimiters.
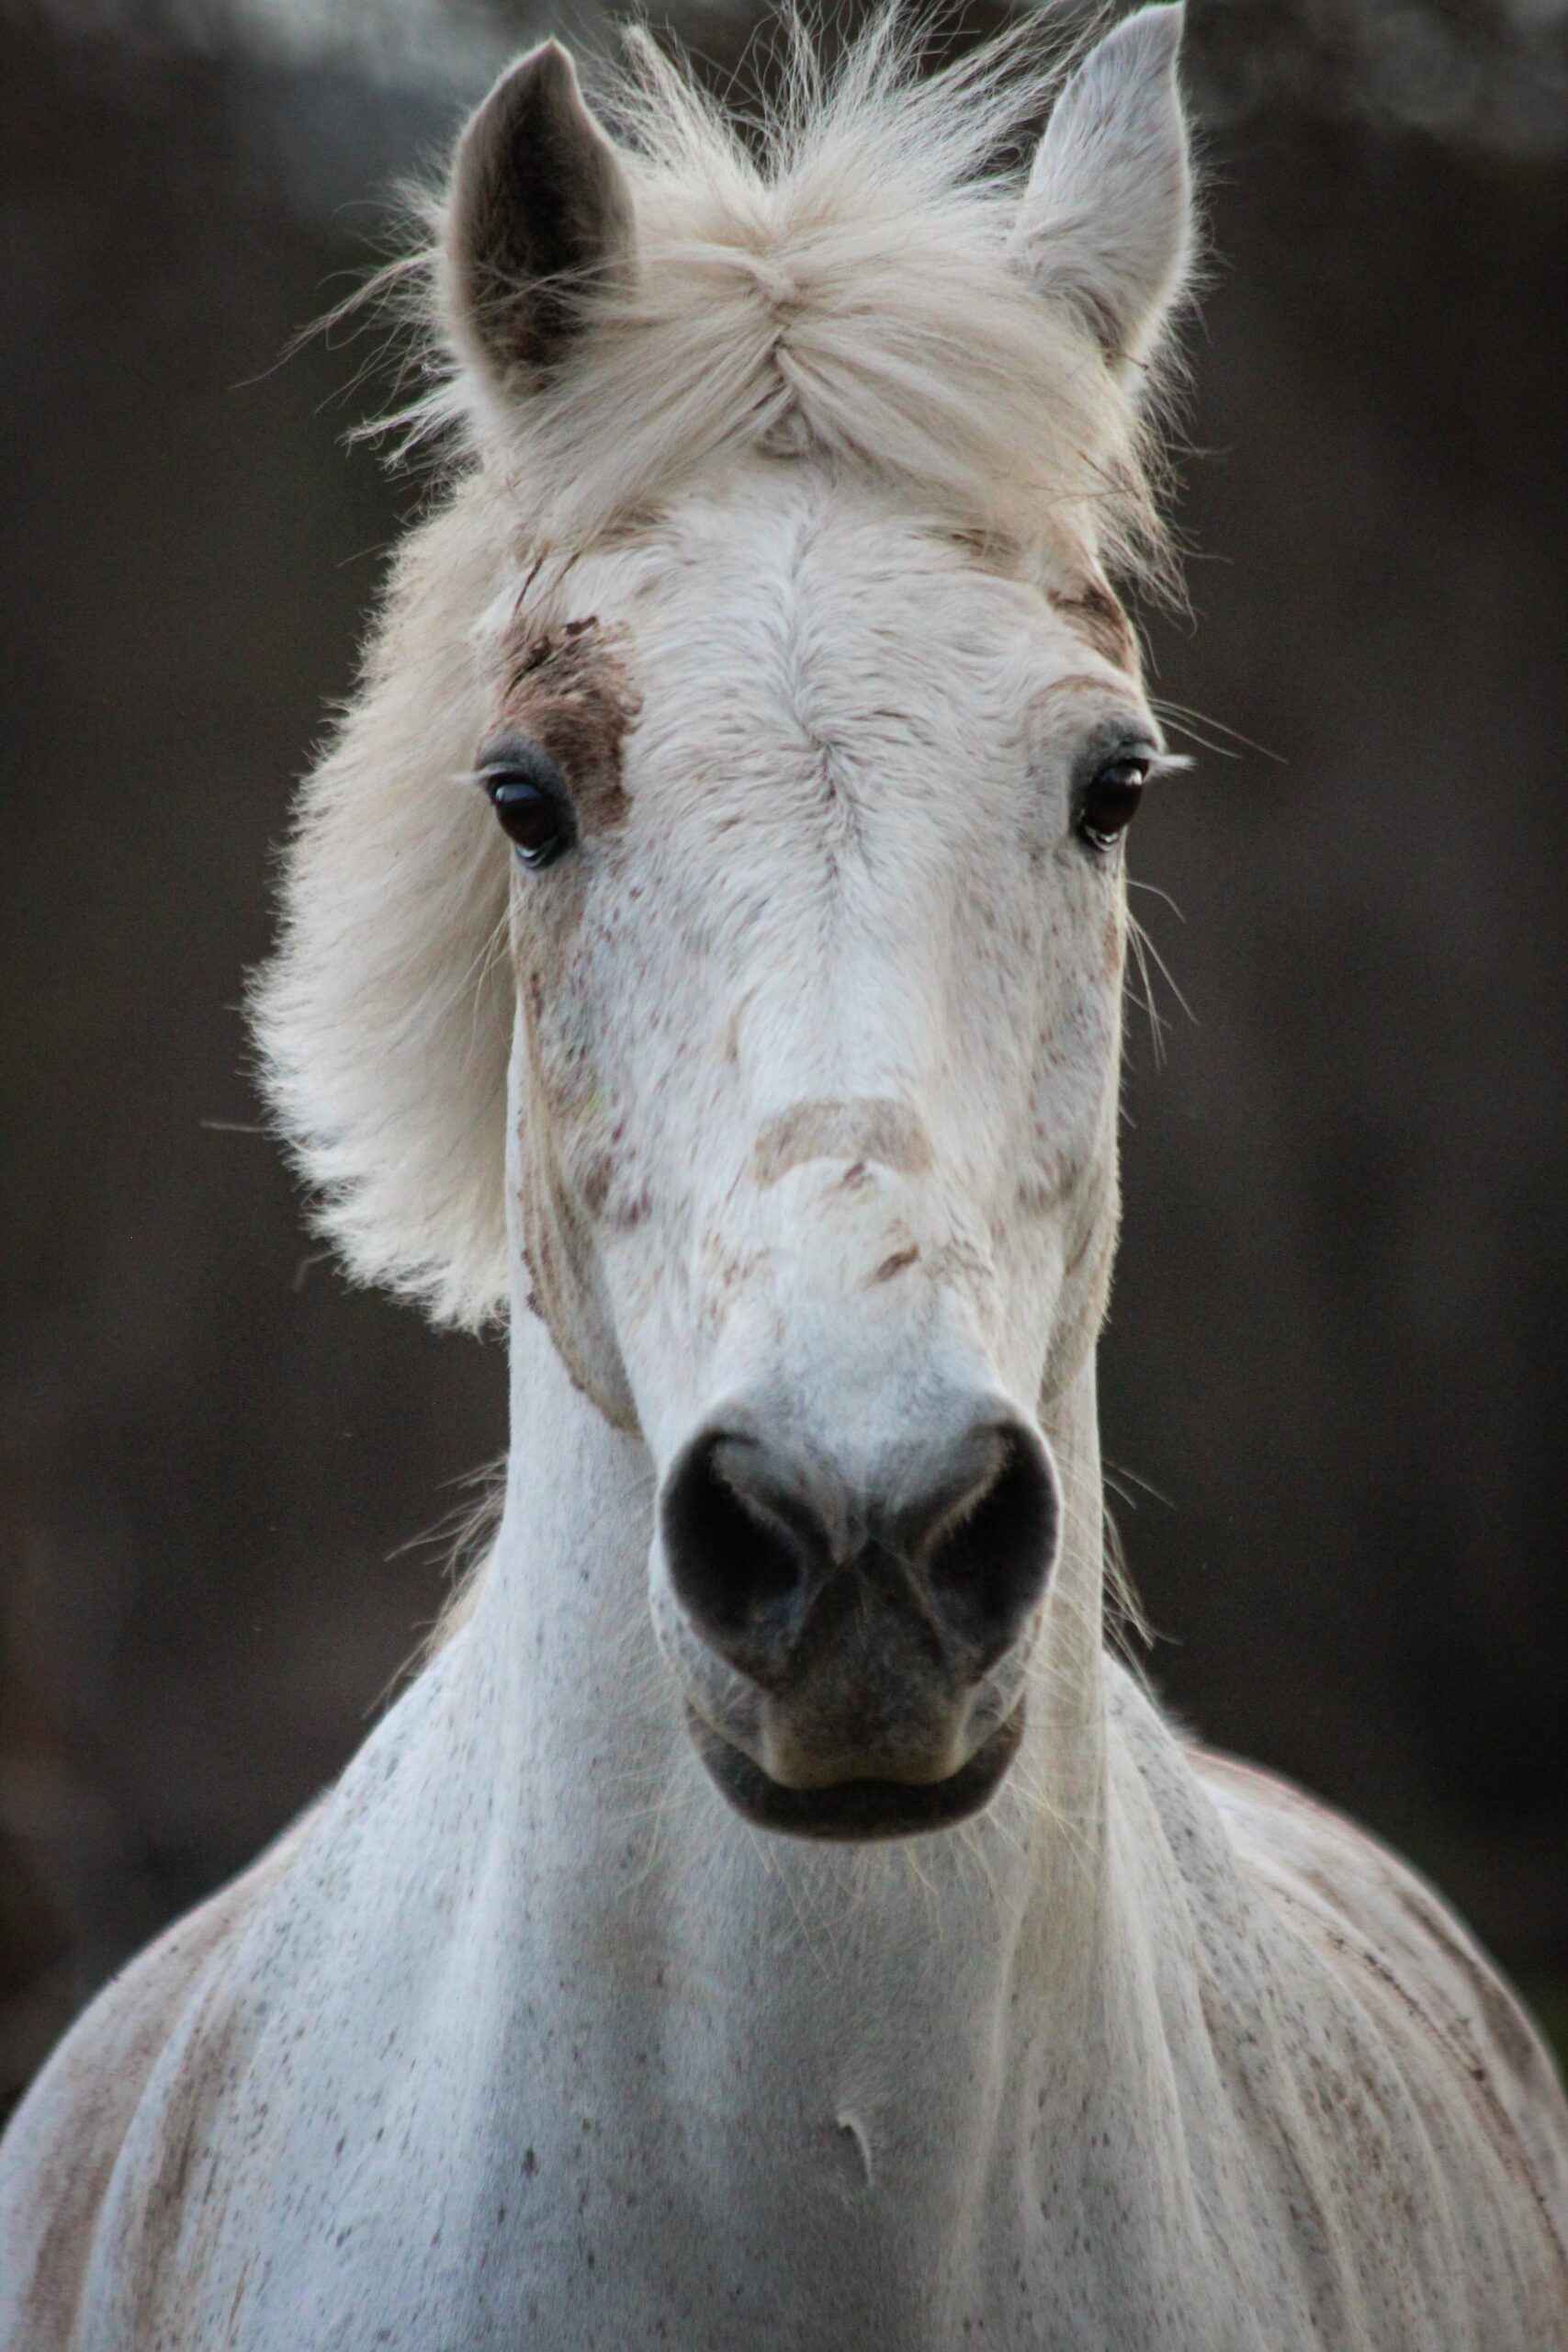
312, 2012, 1029, 2346
201, 2102, 1192, 2352
33, 1677, 1562, 2352
132, 1991, 1260, 2352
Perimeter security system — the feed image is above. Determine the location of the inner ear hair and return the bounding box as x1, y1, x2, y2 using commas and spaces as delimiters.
445, 40, 637, 388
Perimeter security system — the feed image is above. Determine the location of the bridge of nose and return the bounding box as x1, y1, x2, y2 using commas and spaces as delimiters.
750, 1096, 934, 1190
688, 1129, 998, 1515
732, 1093, 997, 1320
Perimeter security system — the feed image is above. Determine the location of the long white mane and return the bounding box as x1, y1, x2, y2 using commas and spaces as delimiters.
253, 11, 1187, 1332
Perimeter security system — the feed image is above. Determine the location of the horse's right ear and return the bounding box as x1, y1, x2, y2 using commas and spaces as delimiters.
443, 42, 636, 391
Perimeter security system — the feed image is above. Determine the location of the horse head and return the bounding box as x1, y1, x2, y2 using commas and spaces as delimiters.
256, 8, 1195, 1838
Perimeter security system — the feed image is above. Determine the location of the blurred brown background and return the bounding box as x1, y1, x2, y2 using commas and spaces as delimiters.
3, 0, 1565, 2114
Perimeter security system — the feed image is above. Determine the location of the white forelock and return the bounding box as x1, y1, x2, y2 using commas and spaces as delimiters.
412, 10, 1185, 577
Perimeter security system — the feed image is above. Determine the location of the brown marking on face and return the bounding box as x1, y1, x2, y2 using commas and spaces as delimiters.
920, 1234, 994, 1295
498, 611, 640, 834
509, 920, 640, 1427
573, 1124, 649, 1230
594, 503, 662, 547
1049, 578, 1137, 674
945, 522, 1023, 572
699, 1229, 764, 1342
871, 1244, 920, 1284
500, 616, 634, 1246
576, 1140, 616, 1219
1032, 671, 1132, 714
513, 1079, 638, 1429
751, 1099, 932, 1188
1014, 1152, 1071, 1221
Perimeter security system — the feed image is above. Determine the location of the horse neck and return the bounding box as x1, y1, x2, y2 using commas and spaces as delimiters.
460, 1309, 1115, 2029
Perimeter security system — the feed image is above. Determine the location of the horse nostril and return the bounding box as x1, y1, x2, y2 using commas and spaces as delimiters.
660, 1411, 1056, 1695
660, 1430, 821, 1668
919, 1422, 1056, 1668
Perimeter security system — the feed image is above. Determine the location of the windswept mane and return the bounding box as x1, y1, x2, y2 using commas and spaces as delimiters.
386, 11, 1179, 582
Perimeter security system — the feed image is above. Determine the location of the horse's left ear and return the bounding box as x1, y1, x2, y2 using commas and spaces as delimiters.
1012, 5, 1193, 378
443, 40, 637, 392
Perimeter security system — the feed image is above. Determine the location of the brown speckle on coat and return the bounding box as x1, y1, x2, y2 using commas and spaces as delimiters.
870, 1244, 920, 1284
1049, 578, 1137, 674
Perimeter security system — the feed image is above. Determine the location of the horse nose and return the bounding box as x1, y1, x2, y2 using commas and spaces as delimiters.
660, 1408, 1057, 1687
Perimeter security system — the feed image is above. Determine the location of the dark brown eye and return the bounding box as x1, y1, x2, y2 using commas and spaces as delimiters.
480, 745, 575, 869
1077, 752, 1149, 853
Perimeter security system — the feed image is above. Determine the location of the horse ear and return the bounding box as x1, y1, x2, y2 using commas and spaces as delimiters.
444, 41, 636, 390
1012, 5, 1193, 377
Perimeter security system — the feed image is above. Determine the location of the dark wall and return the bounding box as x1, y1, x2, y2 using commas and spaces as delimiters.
0, 20, 506, 2101
3, 5, 1564, 2109
1109, 107, 1568, 1970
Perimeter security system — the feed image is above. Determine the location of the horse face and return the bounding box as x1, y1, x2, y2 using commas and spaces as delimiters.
488, 473, 1160, 1835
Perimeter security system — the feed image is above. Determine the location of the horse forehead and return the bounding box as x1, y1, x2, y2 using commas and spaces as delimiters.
551, 488, 1126, 836
622, 491, 1045, 715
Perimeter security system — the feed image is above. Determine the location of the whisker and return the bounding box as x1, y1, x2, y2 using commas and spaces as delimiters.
1127, 907, 1195, 1035
1150, 697, 1287, 766
1126, 876, 1186, 924
1102, 1460, 1175, 1511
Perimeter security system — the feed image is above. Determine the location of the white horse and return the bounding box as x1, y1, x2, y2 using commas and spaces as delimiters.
3, 10, 1564, 2346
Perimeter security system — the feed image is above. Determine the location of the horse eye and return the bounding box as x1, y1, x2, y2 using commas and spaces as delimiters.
479, 747, 575, 870
1077, 752, 1149, 853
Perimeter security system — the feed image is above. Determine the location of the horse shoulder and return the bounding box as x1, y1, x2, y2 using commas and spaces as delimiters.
1192, 1745, 1568, 2282
0, 1808, 318, 2352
